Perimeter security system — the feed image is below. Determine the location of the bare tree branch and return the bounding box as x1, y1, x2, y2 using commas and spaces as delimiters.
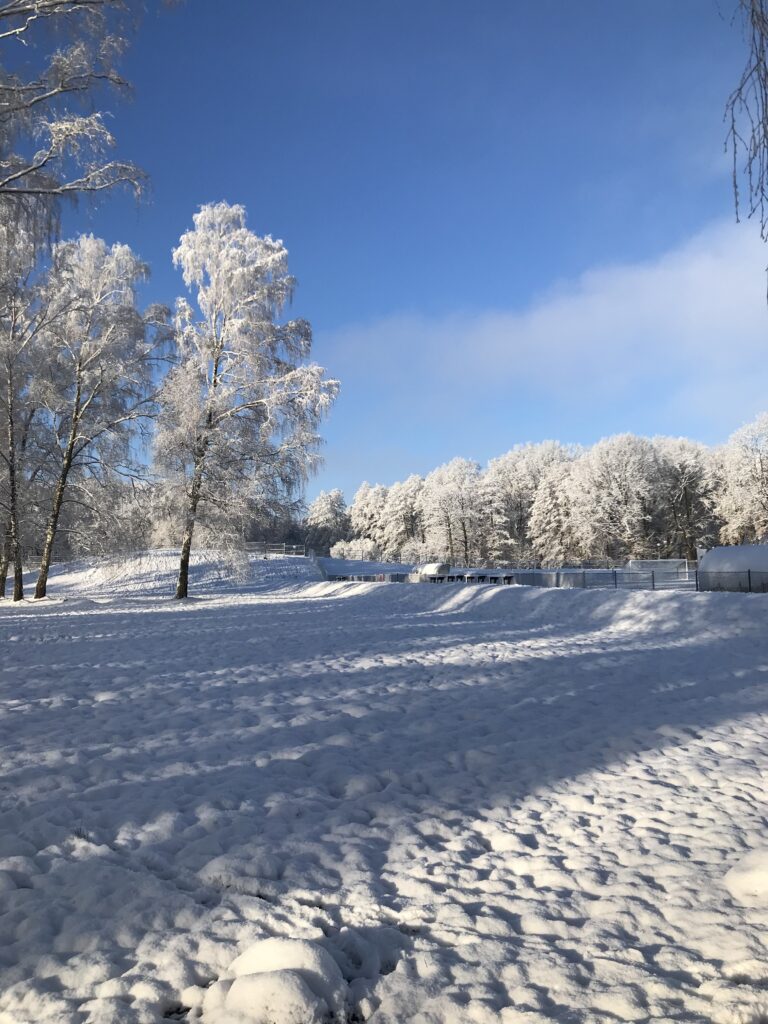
726, 0, 768, 237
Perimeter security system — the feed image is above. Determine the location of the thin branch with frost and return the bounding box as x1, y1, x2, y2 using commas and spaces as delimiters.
726, 0, 768, 237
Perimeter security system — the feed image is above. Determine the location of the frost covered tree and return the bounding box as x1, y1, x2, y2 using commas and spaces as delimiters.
418, 458, 485, 565
379, 474, 424, 559
32, 234, 159, 598
0, 214, 59, 599
305, 488, 350, 551
0, 0, 144, 229
652, 437, 718, 560
156, 202, 338, 599
329, 536, 381, 561
0, 226, 33, 598
349, 481, 389, 550
715, 412, 768, 543
566, 434, 663, 563
484, 442, 572, 565
528, 461, 581, 566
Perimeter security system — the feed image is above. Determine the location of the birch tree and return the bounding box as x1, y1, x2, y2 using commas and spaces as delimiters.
727, 0, 768, 239
0, 0, 145, 230
157, 201, 338, 599
32, 234, 158, 598
0, 214, 51, 599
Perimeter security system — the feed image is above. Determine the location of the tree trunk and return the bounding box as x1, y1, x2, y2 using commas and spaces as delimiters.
5, 371, 23, 601
682, 486, 697, 562
176, 354, 221, 599
35, 372, 83, 599
445, 516, 455, 565
34, 446, 75, 599
176, 452, 205, 599
461, 520, 470, 565
0, 523, 10, 599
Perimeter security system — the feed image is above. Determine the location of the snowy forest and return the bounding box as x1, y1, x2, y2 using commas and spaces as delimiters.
307, 416, 768, 568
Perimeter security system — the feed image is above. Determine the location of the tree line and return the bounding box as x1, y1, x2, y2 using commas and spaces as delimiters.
306, 416, 768, 568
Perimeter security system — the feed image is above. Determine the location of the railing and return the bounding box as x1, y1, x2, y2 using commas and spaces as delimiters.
318, 566, 768, 594
405, 569, 698, 591
245, 541, 306, 557
697, 570, 768, 593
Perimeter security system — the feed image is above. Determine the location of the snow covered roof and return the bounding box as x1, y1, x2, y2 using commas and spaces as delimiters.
416, 562, 452, 576
699, 544, 768, 573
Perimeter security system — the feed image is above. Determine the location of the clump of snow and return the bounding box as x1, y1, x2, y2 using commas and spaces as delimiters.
413, 562, 451, 576
203, 938, 346, 1023
724, 849, 768, 905
204, 972, 328, 1024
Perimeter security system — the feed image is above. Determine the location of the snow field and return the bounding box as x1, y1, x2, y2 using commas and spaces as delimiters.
1, 557, 768, 1022
29, 550, 322, 598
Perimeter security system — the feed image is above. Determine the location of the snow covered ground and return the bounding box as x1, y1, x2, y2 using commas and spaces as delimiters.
2, 554, 768, 1023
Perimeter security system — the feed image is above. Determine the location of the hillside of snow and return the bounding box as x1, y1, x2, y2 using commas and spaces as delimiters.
29, 550, 322, 599
2, 555, 768, 1023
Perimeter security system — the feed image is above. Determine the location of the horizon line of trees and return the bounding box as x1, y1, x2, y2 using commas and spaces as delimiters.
304, 415, 768, 568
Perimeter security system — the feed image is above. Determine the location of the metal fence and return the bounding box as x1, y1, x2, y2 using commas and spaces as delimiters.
408, 569, 699, 591
245, 541, 306, 557
321, 566, 768, 594
697, 570, 768, 593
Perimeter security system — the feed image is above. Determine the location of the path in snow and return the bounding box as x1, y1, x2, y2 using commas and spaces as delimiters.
1, 558, 768, 1023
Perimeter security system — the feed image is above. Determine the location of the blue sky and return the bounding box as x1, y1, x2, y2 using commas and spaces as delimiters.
63, 0, 768, 499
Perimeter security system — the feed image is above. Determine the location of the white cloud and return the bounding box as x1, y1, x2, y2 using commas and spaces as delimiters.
320, 220, 768, 423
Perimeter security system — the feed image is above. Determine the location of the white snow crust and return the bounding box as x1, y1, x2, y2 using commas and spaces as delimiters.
2, 553, 768, 1023
724, 849, 768, 906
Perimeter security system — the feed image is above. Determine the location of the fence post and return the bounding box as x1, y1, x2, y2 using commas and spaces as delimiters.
695, 570, 699, 592
582, 571, 587, 589
651, 571, 655, 591
749, 569, 753, 593
613, 570, 618, 589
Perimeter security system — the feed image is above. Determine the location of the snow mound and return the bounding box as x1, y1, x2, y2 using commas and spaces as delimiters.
202, 939, 347, 1023
724, 849, 768, 905
711, 993, 768, 1024
40, 549, 320, 598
